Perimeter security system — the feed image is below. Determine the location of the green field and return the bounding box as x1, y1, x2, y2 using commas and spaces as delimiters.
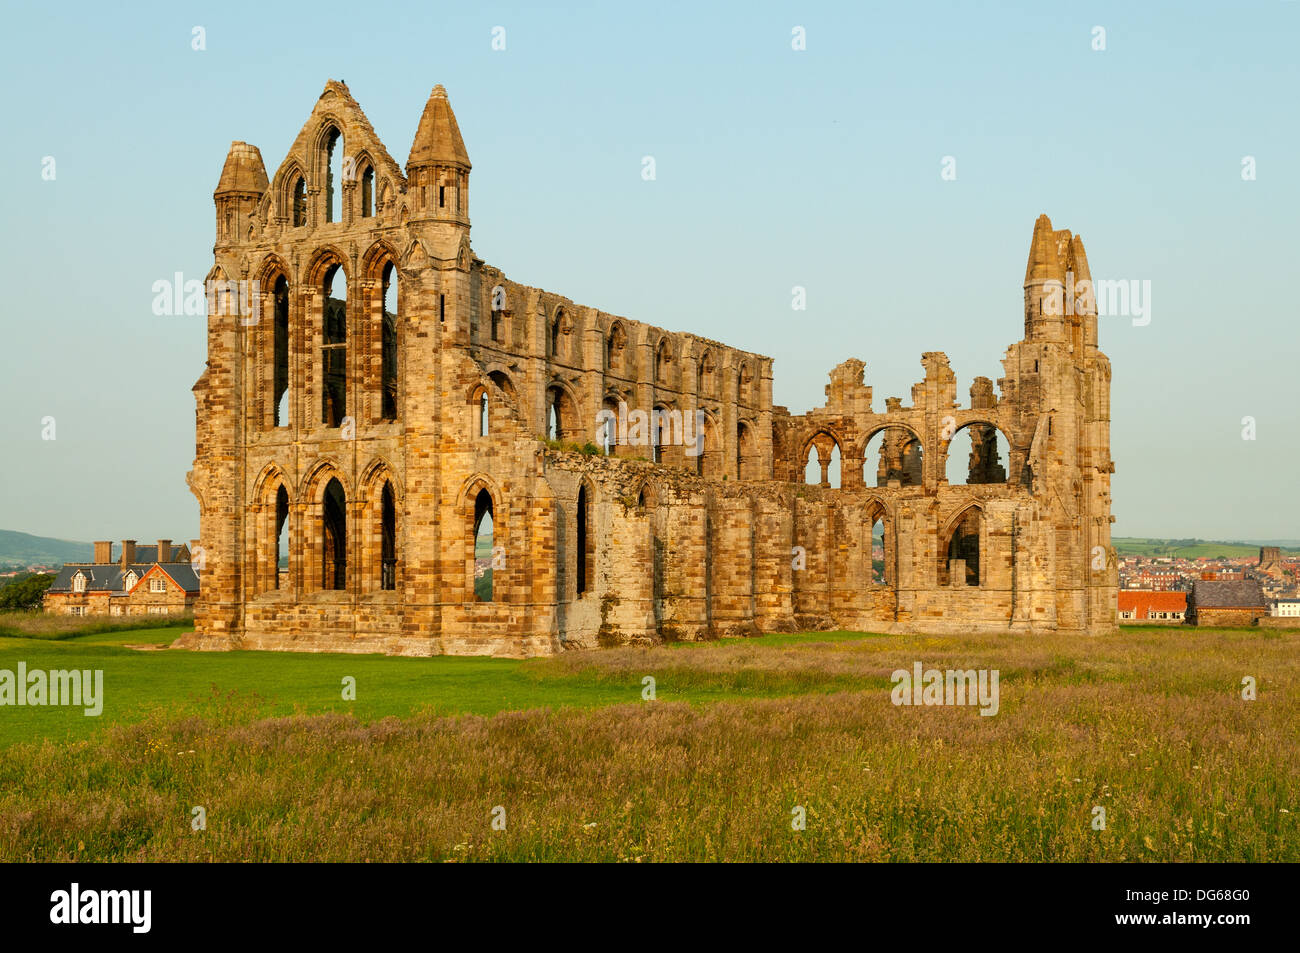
0, 623, 867, 748
1112, 537, 1299, 559
1, 623, 1296, 861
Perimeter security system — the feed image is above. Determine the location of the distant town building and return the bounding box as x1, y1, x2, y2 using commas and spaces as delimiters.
1117, 590, 1186, 623
43, 539, 200, 617
1186, 579, 1267, 627
1270, 598, 1300, 618
1257, 546, 1286, 580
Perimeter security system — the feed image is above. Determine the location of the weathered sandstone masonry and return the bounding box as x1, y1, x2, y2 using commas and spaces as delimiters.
186, 80, 1117, 656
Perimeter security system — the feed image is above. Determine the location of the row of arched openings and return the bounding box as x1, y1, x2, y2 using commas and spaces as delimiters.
543, 312, 756, 406
285, 124, 379, 228
264, 253, 398, 429
803, 424, 1011, 488
268, 475, 396, 593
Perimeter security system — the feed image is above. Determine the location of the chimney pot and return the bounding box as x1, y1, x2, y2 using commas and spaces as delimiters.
121, 540, 137, 569
157, 539, 172, 563
93, 541, 112, 564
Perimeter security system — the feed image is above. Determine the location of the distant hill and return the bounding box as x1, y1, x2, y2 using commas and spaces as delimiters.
1113, 537, 1300, 559
0, 530, 91, 567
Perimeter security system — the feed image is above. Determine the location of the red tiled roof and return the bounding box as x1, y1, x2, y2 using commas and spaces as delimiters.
1118, 590, 1187, 619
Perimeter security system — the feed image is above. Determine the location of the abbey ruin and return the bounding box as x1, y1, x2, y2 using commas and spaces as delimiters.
186, 80, 1118, 656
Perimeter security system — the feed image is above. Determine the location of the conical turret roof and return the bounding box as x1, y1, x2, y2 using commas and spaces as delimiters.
407, 85, 471, 171
214, 141, 269, 196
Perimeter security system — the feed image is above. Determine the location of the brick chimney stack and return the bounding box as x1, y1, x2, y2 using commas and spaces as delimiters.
157, 539, 172, 563
93, 541, 112, 564
120, 540, 137, 569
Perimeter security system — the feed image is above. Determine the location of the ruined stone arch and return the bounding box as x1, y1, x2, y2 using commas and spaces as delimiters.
653, 335, 675, 386
544, 379, 581, 442
306, 247, 351, 428
575, 476, 597, 597
862, 495, 893, 588
462, 474, 503, 603
938, 502, 985, 588
362, 241, 401, 423
632, 477, 658, 511
204, 265, 233, 318
254, 253, 291, 289
359, 456, 402, 500
696, 348, 718, 398
736, 418, 758, 480
251, 255, 293, 429
300, 458, 352, 503
273, 159, 307, 224
349, 149, 377, 218
940, 419, 1012, 486
467, 381, 492, 437
801, 428, 846, 487
359, 457, 401, 593
549, 305, 574, 360
251, 464, 294, 595
606, 320, 629, 375
304, 245, 350, 286
735, 360, 754, 406
695, 408, 724, 478
360, 239, 400, 280
252, 462, 294, 504
312, 118, 347, 224
861, 423, 925, 488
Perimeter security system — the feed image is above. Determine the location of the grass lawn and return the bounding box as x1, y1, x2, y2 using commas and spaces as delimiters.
0, 624, 1295, 861
0, 624, 872, 748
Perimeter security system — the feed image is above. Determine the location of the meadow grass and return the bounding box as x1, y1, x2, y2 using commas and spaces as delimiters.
0, 610, 193, 640
0, 626, 1294, 861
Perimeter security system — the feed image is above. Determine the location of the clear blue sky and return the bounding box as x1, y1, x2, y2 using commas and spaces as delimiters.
2, 1, 1297, 544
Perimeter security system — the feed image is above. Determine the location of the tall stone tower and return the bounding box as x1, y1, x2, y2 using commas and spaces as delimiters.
1006, 214, 1116, 630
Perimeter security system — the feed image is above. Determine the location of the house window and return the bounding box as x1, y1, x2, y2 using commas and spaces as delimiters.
110, 604, 123, 616
72, 572, 86, 593
147, 606, 170, 616
70, 606, 87, 617
150, 577, 167, 593
124, 571, 138, 589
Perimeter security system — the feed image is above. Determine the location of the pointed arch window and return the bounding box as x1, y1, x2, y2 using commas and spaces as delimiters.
291, 175, 306, 227
381, 262, 398, 421
322, 478, 347, 590
275, 484, 290, 590
360, 164, 374, 218
577, 484, 591, 596
325, 127, 343, 223
939, 507, 982, 587
322, 264, 348, 427
381, 481, 396, 591
473, 489, 494, 602
272, 276, 289, 427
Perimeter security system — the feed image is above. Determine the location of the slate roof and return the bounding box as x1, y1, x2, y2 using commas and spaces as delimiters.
47, 562, 200, 594
1190, 579, 1267, 608
128, 544, 189, 563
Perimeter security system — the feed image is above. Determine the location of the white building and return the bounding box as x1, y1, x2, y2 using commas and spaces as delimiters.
1270, 599, 1300, 617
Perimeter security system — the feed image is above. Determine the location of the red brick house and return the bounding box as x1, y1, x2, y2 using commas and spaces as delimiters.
1117, 590, 1186, 623
43, 539, 200, 618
